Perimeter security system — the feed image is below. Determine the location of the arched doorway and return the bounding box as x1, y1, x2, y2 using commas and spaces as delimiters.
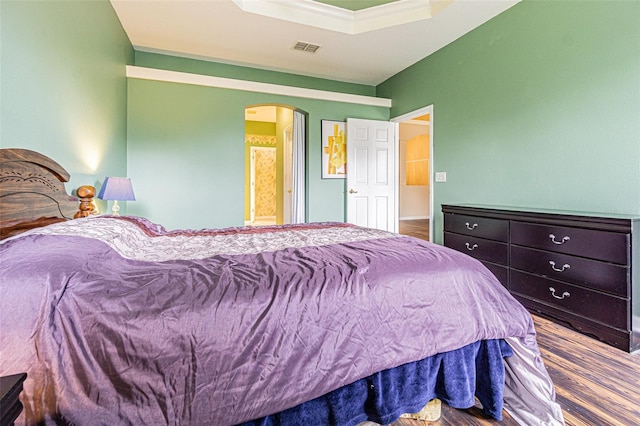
244, 105, 306, 226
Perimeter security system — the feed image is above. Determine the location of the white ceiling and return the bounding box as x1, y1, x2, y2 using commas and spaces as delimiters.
111, 0, 520, 86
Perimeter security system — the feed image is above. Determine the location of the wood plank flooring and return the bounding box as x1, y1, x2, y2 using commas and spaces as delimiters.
393, 226, 640, 426
399, 219, 430, 241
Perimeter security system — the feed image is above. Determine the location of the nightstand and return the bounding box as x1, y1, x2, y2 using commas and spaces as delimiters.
0, 373, 27, 426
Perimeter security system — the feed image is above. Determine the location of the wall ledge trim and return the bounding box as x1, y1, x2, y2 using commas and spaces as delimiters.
126, 66, 392, 108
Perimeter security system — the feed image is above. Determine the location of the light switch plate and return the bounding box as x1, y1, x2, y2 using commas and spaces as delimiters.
435, 172, 447, 182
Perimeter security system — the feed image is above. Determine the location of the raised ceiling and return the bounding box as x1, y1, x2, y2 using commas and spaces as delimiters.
111, 0, 520, 86
315, 1, 400, 12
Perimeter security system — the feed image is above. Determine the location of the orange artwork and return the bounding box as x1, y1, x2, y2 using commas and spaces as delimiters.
321, 120, 346, 179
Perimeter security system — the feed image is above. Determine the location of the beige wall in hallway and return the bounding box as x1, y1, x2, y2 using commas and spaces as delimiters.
399, 122, 430, 219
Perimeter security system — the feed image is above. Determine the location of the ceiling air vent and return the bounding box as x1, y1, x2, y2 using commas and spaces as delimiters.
292, 41, 321, 53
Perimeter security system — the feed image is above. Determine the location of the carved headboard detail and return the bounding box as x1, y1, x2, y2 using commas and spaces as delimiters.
0, 148, 79, 238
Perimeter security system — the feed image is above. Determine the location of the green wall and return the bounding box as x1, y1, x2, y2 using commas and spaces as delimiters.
7, 0, 636, 238
135, 51, 376, 97
245, 121, 276, 136
127, 77, 389, 230
378, 0, 640, 243
0, 0, 133, 207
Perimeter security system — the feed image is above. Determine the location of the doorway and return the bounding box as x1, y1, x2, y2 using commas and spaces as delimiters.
345, 118, 398, 232
392, 106, 433, 241
249, 146, 277, 225
244, 105, 306, 226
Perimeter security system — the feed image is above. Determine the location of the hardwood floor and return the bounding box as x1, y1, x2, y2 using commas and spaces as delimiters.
392, 315, 640, 425
393, 226, 640, 425
399, 219, 430, 241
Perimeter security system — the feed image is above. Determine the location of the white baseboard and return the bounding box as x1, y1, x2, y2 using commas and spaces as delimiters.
399, 215, 430, 220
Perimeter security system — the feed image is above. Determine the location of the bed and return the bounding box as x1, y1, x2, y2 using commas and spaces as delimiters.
0, 148, 564, 425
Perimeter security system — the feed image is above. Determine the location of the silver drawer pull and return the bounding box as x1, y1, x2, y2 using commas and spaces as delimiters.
465, 242, 478, 251
549, 261, 570, 272
549, 287, 570, 300
465, 222, 478, 230
549, 234, 570, 245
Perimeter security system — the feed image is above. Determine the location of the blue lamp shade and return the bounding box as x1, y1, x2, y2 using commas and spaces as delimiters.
98, 177, 135, 216
98, 177, 135, 201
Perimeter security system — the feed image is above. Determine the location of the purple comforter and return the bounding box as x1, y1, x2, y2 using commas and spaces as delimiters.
1, 217, 536, 425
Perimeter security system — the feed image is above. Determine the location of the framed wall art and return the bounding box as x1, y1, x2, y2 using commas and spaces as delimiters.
321, 120, 346, 179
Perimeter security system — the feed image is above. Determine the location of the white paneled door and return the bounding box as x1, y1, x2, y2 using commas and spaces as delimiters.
346, 118, 398, 232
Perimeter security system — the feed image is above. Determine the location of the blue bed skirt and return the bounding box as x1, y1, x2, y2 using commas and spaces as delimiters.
241, 339, 513, 425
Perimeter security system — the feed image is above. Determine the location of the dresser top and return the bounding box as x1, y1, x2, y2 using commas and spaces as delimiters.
442, 204, 640, 221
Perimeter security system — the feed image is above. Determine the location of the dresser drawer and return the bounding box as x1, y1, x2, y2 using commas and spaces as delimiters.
511, 221, 629, 264
510, 246, 629, 297
510, 270, 628, 330
481, 261, 509, 289
444, 232, 508, 265
444, 213, 508, 242
513, 295, 633, 351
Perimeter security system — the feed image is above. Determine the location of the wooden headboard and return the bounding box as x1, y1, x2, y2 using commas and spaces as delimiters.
0, 148, 79, 239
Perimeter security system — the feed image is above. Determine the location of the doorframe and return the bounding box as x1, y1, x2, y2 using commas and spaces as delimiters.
283, 124, 293, 224
391, 105, 434, 242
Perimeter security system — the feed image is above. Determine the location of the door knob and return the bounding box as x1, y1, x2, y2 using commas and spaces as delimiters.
348, 189, 358, 194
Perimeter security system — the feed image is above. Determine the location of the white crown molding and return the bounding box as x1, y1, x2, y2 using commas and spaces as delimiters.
353, 0, 433, 33
126, 66, 392, 108
232, 0, 449, 34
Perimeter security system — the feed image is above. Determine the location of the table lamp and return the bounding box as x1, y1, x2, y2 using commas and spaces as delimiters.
97, 177, 135, 216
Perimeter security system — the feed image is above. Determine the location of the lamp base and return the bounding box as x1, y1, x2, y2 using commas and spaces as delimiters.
111, 200, 121, 216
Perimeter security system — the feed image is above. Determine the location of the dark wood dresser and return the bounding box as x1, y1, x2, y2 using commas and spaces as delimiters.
0, 373, 27, 426
442, 204, 640, 353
